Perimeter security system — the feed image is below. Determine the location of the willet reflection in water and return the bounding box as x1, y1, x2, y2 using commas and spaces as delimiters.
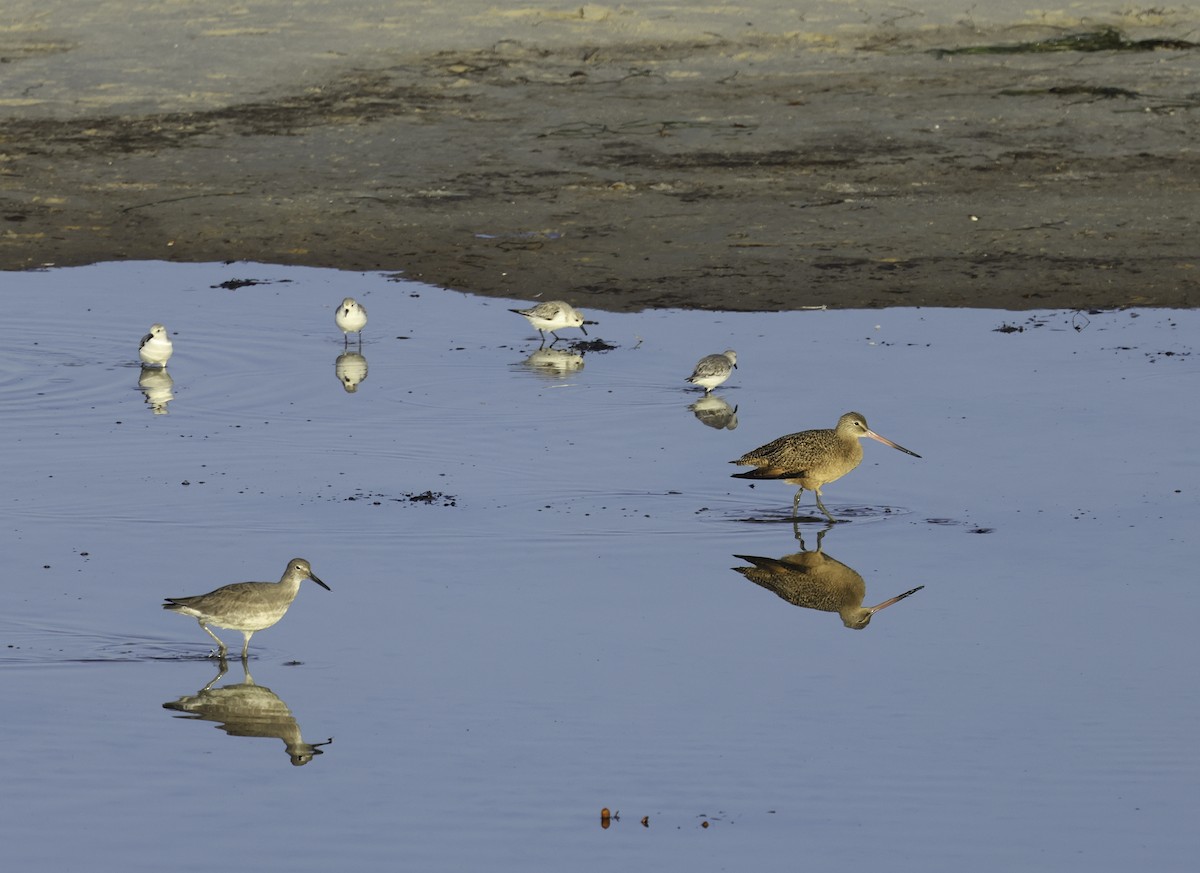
522, 347, 584, 378
733, 529, 924, 629
335, 351, 369, 393
688, 395, 738, 430
138, 366, 174, 414
164, 659, 332, 766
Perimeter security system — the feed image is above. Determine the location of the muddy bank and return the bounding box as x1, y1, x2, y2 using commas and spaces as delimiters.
2, 2, 1199, 311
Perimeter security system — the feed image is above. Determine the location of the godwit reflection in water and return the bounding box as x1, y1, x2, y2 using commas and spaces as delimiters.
733, 529, 924, 629
163, 659, 332, 765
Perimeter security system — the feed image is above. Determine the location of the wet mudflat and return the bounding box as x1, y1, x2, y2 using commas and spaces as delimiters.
3, 1, 1200, 309
1, 262, 1196, 871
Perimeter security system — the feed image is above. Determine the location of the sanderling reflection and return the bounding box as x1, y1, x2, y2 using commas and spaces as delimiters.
335, 351, 368, 393
138, 323, 173, 368
689, 395, 738, 430
138, 366, 175, 414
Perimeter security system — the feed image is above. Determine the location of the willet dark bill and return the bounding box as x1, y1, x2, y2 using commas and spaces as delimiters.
685, 349, 738, 393
509, 300, 588, 344
163, 558, 330, 659
138, 323, 173, 367
335, 297, 368, 344
731, 411, 921, 522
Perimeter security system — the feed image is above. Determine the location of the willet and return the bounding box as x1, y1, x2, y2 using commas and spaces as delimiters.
163, 558, 330, 659
731, 411, 920, 521
686, 349, 737, 393
138, 323, 173, 367
509, 300, 588, 344
335, 297, 368, 344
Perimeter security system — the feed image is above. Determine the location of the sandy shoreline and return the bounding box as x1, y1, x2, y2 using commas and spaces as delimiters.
3, 1, 1199, 310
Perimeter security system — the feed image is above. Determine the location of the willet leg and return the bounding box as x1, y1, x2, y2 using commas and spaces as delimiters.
198, 621, 228, 658
200, 657, 230, 692
240, 631, 254, 661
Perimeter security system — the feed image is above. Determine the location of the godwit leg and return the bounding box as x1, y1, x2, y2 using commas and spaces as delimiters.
812, 489, 837, 523
197, 621, 228, 657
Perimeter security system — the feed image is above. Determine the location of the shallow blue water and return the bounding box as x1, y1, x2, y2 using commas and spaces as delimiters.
1, 262, 1196, 872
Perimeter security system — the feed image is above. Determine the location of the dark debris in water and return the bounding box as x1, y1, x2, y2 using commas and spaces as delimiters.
211, 277, 294, 290
344, 490, 458, 507
568, 338, 618, 352
930, 27, 1200, 57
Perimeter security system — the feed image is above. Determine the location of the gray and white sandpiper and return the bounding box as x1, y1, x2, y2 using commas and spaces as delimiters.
163, 558, 330, 659
335, 297, 368, 344
731, 411, 920, 521
686, 349, 737, 393
509, 300, 588, 344
138, 323, 173, 367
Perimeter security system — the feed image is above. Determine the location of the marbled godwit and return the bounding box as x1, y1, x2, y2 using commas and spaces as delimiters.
731, 411, 920, 521
335, 297, 368, 344
163, 558, 330, 659
509, 300, 588, 344
138, 323, 173, 367
686, 349, 738, 393
734, 541, 924, 629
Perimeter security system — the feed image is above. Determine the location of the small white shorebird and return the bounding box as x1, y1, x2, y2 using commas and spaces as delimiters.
509, 300, 588, 344
335, 297, 368, 344
686, 349, 738, 393
138, 323, 173, 368
163, 558, 330, 660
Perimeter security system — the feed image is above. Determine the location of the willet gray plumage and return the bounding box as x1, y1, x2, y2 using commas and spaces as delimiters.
163, 558, 330, 659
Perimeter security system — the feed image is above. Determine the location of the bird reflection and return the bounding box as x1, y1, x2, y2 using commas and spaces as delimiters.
138, 366, 174, 414
733, 528, 923, 629
163, 658, 332, 765
335, 351, 369, 393
688, 394, 738, 430
522, 347, 584, 378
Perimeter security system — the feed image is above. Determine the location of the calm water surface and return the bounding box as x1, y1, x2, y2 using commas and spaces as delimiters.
1, 262, 1196, 871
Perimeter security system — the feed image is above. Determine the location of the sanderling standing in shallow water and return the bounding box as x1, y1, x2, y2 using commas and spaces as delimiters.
335, 297, 368, 344
509, 300, 588, 344
686, 349, 737, 393
139, 323, 173, 368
